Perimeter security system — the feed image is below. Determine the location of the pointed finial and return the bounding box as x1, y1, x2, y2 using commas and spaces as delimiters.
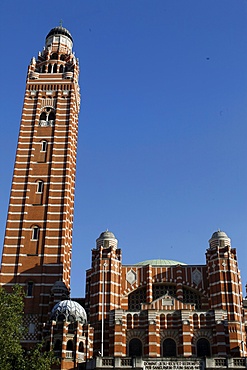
59, 19, 63, 27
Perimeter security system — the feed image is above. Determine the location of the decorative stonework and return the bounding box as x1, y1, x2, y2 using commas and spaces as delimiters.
126, 270, 137, 285
192, 269, 202, 286
23, 314, 39, 340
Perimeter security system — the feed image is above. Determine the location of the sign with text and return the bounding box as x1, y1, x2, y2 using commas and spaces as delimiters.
143, 360, 202, 370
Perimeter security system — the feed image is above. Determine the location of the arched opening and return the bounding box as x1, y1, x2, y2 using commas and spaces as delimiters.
42, 65, 46, 73
133, 314, 139, 328
48, 111, 55, 121
163, 338, 176, 357
41, 141, 47, 152
59, 65, 64, 73
160, 314, 166, 329
26, 281, 34, 297
48, 64, 52, 73
127, 314, 132, 329
66, 339, 74, 351
31, 226, 39, 240
53, 64, 57, 73
40, 112, 46, 121
54, 339, 62, 351
57, 314, 65, 322
36, 180, 43, 193
197, 338, 211, 357
128, 338, 142, 357
60, 54, 66, 61
39, 108, 55, 126
79, 342, 84, 352
50, 53, 58, 60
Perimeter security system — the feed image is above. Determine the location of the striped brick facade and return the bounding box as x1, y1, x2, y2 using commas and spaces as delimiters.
0, 26, 80, 344
86, 230, 247, 359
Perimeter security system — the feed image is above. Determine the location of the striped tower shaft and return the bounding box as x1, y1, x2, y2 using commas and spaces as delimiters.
0, 27, 80, 342
207, 234, 245, 356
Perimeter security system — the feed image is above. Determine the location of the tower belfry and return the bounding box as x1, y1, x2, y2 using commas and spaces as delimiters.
0, 26, 80, 342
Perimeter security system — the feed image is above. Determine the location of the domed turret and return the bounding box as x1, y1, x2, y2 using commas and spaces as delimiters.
45, 25, 73, 53
96, 229, 118, 249
46, 26, 73, 42
209, 230, 231, 248
51, 300, 87, 324
51, 280, 69, 297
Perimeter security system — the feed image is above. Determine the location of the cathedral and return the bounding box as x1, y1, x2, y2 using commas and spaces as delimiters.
0, 26, 246, 370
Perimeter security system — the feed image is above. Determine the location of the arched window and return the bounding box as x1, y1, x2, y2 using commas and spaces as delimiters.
133, 314, 139, 328
160, 314, 166, 329
60, 54, 66, 61
31, 226, 39, 240
36, 180, 43, 193
127, 314, 132, 329
197, 338, 211, 357
53, 64, 57, 73
59, 65, 64, 73
129, 338, 142, 357
79, 342, 84, 352
42, 65, 46, 73
41, 141, 47, 152
40, 112, 46, 121
66, 340, 74, 351
50, 53, 58, 60
39, 108, 55, 127
48, 111, 55, 121
48, 64, 52, 73
163, 338, 176, 357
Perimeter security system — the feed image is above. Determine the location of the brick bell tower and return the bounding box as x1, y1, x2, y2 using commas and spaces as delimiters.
0, 26, 80, 344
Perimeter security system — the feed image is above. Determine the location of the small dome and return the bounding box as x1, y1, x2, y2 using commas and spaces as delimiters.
51, 300, 87, 324
210, 230, 229, 240
96, 230, 118, 249
51, 280, 69, 294
135, 259, 186, 266
209, 229, 231, 248
46, 26, 73, 42
98, 230, 116, 240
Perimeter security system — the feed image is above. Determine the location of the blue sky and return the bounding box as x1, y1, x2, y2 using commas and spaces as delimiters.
0, 0, 246, 297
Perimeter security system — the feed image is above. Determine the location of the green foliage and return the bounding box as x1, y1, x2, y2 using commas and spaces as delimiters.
0, 286, 58, 370
0, 285, 25, 369
24, 342, 59, 370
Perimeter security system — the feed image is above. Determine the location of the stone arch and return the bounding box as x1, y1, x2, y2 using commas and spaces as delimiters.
66, 339, 74, 351
162, 338, 177, 357
128, 338, 143, 357
196, 338, 211, 357
126, 329, 146, 344
39, 107, 55, 126
79, 341, 84, 352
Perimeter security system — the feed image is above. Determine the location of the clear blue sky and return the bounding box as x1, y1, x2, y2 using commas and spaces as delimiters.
0, 0, 246, 298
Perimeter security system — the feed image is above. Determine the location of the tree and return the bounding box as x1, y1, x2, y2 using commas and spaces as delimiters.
0, 286, 58, 370
0, 285, 25, 369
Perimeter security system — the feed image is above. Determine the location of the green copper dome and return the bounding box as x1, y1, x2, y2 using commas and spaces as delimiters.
135, 259, 186, 266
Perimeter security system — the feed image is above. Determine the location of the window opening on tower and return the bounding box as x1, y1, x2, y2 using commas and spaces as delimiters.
41, 140, 47, 152
31, 226, 39, 241
26, 281, 34, 297
39, 107, 55, 127
36, 180, 44, 193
